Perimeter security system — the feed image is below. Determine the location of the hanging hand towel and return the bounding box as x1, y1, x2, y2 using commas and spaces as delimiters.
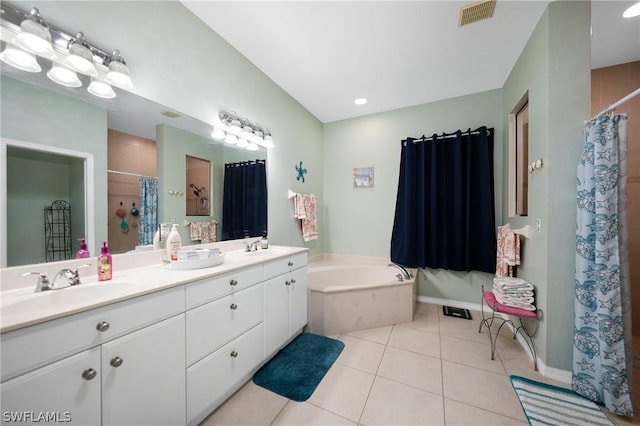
189, 222, 202, 241
496, 224, 520, 277
190, 221, 217, 244
293, 194, 318, 241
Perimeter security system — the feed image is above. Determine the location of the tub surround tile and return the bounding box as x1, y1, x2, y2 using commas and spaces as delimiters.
273, 401, 356, 425
306, 363, 375, 422
388, 325, 441, 358
376, 346, 443, 395
359, 376, 445, 426
336, 335, 386, 374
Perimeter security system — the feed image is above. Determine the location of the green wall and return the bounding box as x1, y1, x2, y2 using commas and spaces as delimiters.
323, 89, 504, 302
502, 1, 590, 371
1, 76, 107, 258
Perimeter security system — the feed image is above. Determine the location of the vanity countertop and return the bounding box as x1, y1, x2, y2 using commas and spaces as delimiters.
0, 245, 308, 334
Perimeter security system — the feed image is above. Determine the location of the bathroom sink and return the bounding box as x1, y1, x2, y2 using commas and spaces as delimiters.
1, 280, 133, 308
240, 247, 290, 258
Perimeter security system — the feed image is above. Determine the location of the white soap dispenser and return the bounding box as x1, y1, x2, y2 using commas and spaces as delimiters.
166, 224, 182, 262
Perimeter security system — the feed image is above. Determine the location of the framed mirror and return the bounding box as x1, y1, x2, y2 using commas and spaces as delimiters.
186, 155, 211, 216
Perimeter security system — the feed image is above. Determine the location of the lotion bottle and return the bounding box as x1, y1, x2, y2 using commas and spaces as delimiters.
166, 224, 182, 262
97, 241, 112, 281
76, 238, 90, 258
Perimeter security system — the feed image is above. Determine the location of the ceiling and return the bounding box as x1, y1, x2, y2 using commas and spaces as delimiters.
182, 1, 640, 123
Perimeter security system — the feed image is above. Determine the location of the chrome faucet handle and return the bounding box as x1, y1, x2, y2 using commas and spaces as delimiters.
53, 263, 91, 288
20, 272, 53, 292
70, 264, 91, 286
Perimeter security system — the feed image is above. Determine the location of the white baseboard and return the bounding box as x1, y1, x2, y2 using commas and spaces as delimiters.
418, 296, 571, 384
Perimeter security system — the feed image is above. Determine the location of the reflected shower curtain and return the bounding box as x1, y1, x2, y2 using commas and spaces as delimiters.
573, 114, 632, 416
138, 176, 158, 246
222, 160, 267, 240
390, 127, 496, 272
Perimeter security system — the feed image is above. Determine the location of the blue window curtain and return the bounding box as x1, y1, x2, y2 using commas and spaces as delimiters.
390, 127, 496, 272
222, 160, 267, 240
138, 176, 158, 246
573, 114, 632, 416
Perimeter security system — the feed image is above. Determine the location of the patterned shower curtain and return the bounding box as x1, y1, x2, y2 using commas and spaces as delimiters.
573, 114, 632, 416
138, 176, 158, 246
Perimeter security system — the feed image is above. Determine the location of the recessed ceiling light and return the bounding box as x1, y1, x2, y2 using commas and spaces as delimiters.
354, 98, 367, 105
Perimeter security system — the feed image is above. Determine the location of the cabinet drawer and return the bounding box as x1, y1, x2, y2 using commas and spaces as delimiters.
1, 347, 101, 426
186, 284, 263, 366
263, 253, 308, 280
187, 324, 263, 425
185, 265, 262, 309
1, 286, 184, 381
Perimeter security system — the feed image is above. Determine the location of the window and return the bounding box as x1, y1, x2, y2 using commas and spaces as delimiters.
508, 92, 529, 216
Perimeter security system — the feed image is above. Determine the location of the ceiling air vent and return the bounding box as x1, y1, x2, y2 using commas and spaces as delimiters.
161, 110, 180, 118
458, 0, 496, 27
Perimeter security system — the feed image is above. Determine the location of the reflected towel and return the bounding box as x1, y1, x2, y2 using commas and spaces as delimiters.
496, 224, 520, 277
293, 194, 318, 241
189, 221, 217, 244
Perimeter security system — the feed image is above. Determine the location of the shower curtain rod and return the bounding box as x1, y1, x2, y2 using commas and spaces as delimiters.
585, 87, 640, 124
410, 128, 491, 142
107, 169, 156, 179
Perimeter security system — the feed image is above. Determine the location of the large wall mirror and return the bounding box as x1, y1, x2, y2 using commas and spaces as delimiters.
1, 68, 268, 266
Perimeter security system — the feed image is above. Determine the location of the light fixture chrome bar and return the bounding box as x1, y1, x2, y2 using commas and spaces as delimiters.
1, 2, 119, 67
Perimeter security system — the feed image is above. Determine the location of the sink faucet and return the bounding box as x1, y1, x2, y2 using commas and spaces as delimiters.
21, 264, 91, 292
388, 263, 412, 281
244, 240, 261, 252
20, 272, 53, 292
52, 264, 92, 288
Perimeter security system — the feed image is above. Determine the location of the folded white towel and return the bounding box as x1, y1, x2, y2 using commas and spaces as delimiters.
493, 290, 536, 311
493, 277, 533, 291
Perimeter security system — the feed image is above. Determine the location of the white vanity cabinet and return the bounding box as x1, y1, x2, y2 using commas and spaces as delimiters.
263, 253, 308, 358
0, 287, 185, 426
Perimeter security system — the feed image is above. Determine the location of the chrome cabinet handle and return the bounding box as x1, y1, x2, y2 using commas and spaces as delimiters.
82, 368, 97, 380
110, 357, 123, 367
230, 351, 238, 358
96, 321, 110, 332
287, 261, 294, 267
229, 279, 238, 286
285, 280, 291, 286
230, 303, 238, 310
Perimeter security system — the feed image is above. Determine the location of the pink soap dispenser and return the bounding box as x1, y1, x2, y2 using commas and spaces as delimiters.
97, 241, 112, 281
76, 238, 91, 259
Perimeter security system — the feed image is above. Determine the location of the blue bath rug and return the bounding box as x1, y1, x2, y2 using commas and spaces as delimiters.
253, 333, 345, 402
510, 375, 613, 426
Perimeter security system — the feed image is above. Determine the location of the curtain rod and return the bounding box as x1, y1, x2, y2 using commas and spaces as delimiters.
409, 128, 491, 143
108, 169, 156, 179
585, 87, 640, 124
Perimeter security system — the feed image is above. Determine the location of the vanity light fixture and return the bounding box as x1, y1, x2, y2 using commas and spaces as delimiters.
623, 2, 640, 18
0, 44, 41, 72
63, 32, 98, 76
47, 63, 81, 87
0, 3, 134, 98
215, 111, 274, 150
11, 7, 55, 60
87, 78, 116, 99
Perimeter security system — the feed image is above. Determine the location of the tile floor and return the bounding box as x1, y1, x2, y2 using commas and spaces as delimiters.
200, 302, 625, 426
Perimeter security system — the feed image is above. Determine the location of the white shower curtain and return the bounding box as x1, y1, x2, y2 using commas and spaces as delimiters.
573, 113, 632, 416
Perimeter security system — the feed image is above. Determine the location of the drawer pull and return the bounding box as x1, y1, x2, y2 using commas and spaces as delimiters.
285, 280, 291, 286
229, 279, 238, 286
96, 321, 110, 332
288, 261, 294, 267
291, 279, 297, 284
230, 303, 238, 310
230, 351, 238, 358
110, 357, 124, 368
82, 368, 97, 381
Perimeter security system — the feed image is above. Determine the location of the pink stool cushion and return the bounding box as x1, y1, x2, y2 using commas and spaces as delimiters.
483, 291, 537, 319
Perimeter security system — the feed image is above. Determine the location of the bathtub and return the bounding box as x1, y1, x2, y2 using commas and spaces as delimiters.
306, 257, 417, 336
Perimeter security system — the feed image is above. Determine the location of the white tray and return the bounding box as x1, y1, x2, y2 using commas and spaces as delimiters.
165, 253, 225, 270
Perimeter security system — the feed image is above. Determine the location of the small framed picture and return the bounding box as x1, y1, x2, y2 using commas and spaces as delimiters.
353, 167, 374, 188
